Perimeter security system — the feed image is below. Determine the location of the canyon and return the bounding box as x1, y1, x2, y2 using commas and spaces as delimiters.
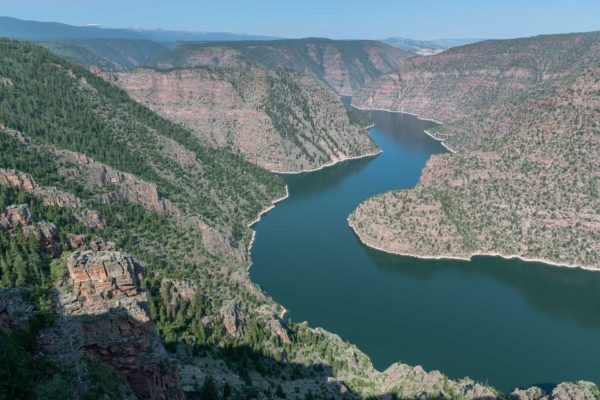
351, 31, 600, 270
0, 23, 598, 400
0, 40, 509, 399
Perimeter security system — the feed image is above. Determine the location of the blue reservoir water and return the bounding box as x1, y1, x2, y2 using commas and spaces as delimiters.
250, 109, 600, 391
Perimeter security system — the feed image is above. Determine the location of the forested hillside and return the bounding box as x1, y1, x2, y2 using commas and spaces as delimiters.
39, 38, 171, 70
351, 32, 600, 269
1, 39, 595, 400
155, 38, 413, 95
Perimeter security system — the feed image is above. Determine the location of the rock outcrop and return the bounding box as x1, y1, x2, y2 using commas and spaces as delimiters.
380, 363, 497, 399
57, 148, 176, 214
52, 250, 183, 399
220, 299, 243, 337
0, 168, 106, 229
0, 203, 33, 228
1, 128, 177, 215
0, 204, 61, 252
512, 381, 600, 400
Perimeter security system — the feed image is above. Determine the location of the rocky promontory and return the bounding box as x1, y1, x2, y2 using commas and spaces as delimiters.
350, 32, 600, 269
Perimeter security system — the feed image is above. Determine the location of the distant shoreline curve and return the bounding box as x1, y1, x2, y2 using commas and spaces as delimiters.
350, 103, 456, 153
347, 217, 595, 272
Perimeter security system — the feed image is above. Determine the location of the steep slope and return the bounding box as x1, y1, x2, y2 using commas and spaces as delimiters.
103, 66, 378, 172
351, 32, 600, 269
39, 39, 170, 70
155, 38, 413, 95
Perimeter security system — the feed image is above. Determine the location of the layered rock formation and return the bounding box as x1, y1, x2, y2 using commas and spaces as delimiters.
50, 250, 183, 399
351, 32, 600, 269
0, 168, 106, 229
104, 66, 379, 172
155, 38, 414, 95
0, 222, 183, 398
0, 204, 60, 252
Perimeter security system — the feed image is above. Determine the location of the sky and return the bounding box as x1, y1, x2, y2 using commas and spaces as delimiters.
1, 0, 599, 40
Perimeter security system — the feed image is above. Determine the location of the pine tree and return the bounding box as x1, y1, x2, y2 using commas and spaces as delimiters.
199, 375, 219, 400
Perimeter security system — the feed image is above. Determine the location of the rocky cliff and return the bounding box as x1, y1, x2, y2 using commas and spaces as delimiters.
0, 202, 183, 399
351, 32, 600, 269
54, 249, 182, 399
103, 66, 379, 172
155, 38, 413, 96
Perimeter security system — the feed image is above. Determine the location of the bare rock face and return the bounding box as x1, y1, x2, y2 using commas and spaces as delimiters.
49, 143, 176, 215
107, 67, 378, 173
0, 76, 12, 87
0, 168, 106, 229
153, 39, 413, 96
54, 250, 183, 399
267, 318, 290, 343
0, 204, 61, 252
3, 128, 30, 144
511, 382, 600, 400
62, 156, 176, 214
0, 168, 37, 193
198, 221, 239, 260
67, 234, 116, 252
65, 250, 141, 314
381, 363, 498, 399
220, 299, 242, 337
23, 221, 61, 253
0, 204, 33, 228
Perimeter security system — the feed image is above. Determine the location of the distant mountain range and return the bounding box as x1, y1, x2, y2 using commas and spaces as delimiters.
0, 16, 482, 93
0, 16, 280, 43
381, 37, 484, 55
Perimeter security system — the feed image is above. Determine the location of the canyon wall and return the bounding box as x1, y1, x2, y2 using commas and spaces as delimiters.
350, 32, 600, 269
105, 66, 379, 173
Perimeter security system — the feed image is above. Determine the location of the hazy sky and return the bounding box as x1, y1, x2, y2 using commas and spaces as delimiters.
1, 0, 599, 40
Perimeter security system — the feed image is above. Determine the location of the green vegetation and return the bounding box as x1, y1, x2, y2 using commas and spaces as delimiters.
0, 39, 390, 399
0, 39, 284, 226
351, 31, 600, 269
155, 38, 412, 95
39, 38, 170, 70
111, 65, 377, 172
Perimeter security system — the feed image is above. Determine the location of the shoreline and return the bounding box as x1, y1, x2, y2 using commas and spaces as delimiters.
246, 145, 382, 271
350, 103, 445, 125
246, 185, 290, 271
350, 103, 456, 153
347, 217, 596, 272
247, 185, 290, 229
269, 148, 382, 175
346, 104, 594, 271
423, 129, 456, 153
